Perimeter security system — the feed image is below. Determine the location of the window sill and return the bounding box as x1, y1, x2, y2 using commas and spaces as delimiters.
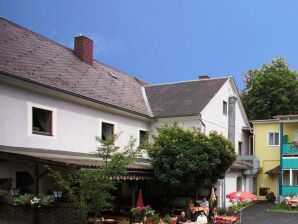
32, 131, 53, 136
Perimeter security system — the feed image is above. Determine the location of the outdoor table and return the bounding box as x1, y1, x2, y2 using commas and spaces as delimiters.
215, 215, 239, 224
286, 199, 298, 209
193, 206, 209, 215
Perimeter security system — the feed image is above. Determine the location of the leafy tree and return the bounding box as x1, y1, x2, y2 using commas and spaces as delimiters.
241, 57, 298, 120
146, 123, 236, 198
48, 134, 138, 224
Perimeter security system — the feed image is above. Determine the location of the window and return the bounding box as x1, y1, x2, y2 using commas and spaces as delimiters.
259, 187, 270, 196
236, 176, 242, 191
223, 101, 228, 115
283, 170, 290, 186
139, 130, 149, 146
268, 132, 279, 146
238, 142, 242, 155
32, 107, 52, 135
101, 122, 114, 140
16, 171, 34, 190
249, 136, 254, 155
293, 170, 298, 186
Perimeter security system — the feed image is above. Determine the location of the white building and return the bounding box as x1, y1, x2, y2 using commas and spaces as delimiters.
0, 17, 257, 207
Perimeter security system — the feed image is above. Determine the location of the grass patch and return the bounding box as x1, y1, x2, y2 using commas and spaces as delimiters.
269, 203, 298, 213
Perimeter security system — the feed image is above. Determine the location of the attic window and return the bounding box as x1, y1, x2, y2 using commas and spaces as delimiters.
108, 72, 118, 80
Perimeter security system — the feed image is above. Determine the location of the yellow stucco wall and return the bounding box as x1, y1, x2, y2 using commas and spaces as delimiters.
254, 121, 298, 200
254, 122, 280, 200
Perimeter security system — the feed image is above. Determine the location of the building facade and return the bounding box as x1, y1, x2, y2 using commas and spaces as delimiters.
252, 115, 298, 200
0, 17, 255, 208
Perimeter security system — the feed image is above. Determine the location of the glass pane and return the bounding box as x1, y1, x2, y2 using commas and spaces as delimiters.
293, 170, 298, 186
283, 170, 290, 186
269, 133, 274, 145
274, 133, 279, 145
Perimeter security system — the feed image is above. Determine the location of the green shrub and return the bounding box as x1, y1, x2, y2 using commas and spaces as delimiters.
0, 189, 7, 198
13, 193, 34, 206
164, 214, 172, 224
39, 194, 55, 207
216, 207, 227, 215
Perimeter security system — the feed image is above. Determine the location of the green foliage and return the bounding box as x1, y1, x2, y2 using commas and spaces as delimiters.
13, 193, 34, 206
12, 193, 54, 207
216, 207, 227, 216
266, 192, 276, 202
0, 189, 7, 198
242, 57, 298, 120
48, 134, 138, 224
39, 194, 55, 206
147, 123, 236, 193
147, 213, 160, 223
164, 214, 172, 224
269, 203, 296, 211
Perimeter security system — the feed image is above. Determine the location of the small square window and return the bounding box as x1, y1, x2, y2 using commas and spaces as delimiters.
139, 130, 149, 146
259, 187, 270, 196
32, 107, 52, 135
223, 101, 228, 115
101, 122, 114, 140
268, 132, 279, 146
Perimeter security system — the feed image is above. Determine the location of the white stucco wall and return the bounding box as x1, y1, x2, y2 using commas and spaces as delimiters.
0, 82, 149, 153
201, 78, 249, 155
149, 116, 203, 137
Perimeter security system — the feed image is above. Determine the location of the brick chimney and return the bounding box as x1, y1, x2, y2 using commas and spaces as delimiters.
74, 36, 93, 66
199, 75, 210, 80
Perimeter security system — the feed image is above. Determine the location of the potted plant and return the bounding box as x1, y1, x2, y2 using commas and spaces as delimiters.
131, 206, 145, 223
147, 213, 159, 224
266, 192, 276, 204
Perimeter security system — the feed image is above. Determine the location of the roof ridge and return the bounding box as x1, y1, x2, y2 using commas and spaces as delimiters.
145, 76, 231, 87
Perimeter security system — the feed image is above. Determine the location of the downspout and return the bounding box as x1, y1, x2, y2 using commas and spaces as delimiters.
198, 114, 206, 133
279, 122, 283, 200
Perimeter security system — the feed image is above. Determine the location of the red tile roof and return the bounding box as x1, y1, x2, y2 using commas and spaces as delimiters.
0, 17, 150, 117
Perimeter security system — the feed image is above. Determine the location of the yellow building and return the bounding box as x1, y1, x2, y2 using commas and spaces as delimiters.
252, 115, 298, 200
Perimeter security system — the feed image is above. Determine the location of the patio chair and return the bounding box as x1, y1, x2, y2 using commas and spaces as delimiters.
215, 217, 223, 224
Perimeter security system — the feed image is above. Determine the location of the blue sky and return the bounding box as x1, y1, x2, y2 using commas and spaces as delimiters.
1, 0, 298, 89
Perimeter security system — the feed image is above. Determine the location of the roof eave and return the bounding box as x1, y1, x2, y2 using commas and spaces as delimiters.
0, 70, 151, 119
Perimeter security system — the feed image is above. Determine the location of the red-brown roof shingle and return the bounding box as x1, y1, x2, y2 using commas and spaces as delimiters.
0, 17, 149, 116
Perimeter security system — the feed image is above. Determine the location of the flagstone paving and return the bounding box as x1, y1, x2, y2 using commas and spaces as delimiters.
242, 201, 298, 224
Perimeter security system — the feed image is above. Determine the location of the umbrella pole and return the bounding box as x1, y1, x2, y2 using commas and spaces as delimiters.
240, 202, 242, 224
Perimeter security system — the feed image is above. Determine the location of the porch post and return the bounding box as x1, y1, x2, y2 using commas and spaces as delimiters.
131, 182, 136, 208
279, 122, 283, 198
34, 165, 39, 195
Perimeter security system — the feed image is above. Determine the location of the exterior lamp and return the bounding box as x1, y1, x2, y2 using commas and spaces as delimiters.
53, 190, 63, 199
10, 188, 20, 196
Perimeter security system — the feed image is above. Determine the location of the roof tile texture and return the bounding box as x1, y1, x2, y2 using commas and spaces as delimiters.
0, 17, 149, 116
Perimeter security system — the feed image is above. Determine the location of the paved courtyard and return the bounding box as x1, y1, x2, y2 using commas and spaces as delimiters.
242, 202, 298, 224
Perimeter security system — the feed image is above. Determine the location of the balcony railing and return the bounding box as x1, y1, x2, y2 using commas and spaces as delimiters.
282, 143, 298, 155
282, 186, 298, 196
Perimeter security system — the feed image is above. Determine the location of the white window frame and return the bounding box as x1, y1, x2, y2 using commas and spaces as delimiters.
223, 101, 228, 116
267, 131, 279, 147
138, 128, 149, 146
282, 169, 290, 186
98, 119, 117, 141
27, 102, 57, 138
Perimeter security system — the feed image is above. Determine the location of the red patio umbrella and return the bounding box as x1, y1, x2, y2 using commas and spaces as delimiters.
226, 191, 257, 223
226, 191, 257, 201
137, 189, 144, 208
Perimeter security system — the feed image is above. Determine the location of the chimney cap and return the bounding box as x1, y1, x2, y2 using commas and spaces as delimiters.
199, 75, 210, 80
